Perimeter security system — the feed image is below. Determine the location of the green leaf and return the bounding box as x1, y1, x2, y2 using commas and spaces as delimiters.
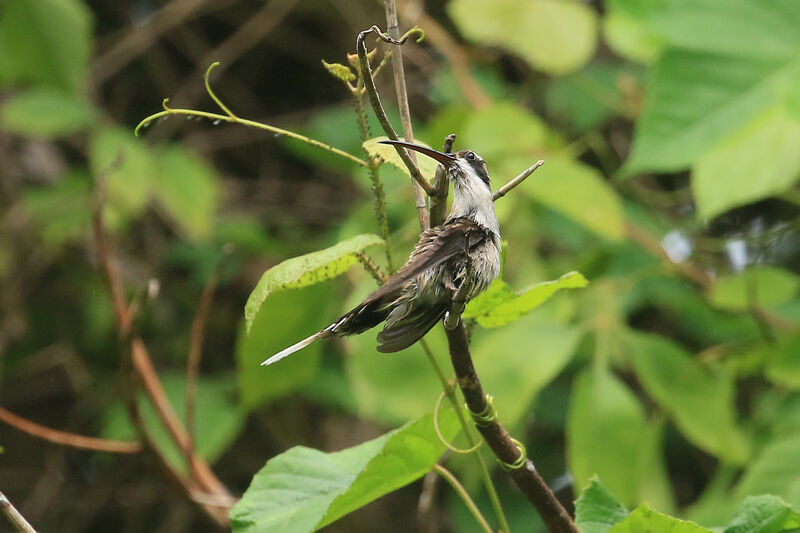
448, 0, 598, 75
608, 505, 713, 533
362, 137, 440, 181
724, 495, 800, 533
102, 373, 245, 475
623, 0, 800, 175
0, 89, 95, 137
320, 60, 355, 83
244, 234, 383, 332
574, 478, 630, 533
153, 145, 219, 241
545, 62, 641, 133
524, 158, 625, 241
22, 170, 92, 248
0, 0, 92, 92
709, 267, 800, 311
473, 311, 582, 426
693, 106, 800, 219
237, 285, 330, 409
465, 271, 588, 328
736, 434, 800, 503
89, 127, 155, 217
629, 332, 750, 464
568, 366, 667, 507
460, 102, 555, 160
229, 412, 460, 533
766, 331, 800, 389
602, 0, 666, 64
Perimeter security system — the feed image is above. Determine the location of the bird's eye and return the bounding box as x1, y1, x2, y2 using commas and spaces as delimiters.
467, 151, 476, 161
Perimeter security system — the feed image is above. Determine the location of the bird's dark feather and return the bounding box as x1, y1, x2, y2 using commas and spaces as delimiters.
328, 217, 489, 341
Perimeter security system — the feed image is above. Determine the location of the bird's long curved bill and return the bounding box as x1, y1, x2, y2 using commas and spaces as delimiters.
378, 140, 455, 165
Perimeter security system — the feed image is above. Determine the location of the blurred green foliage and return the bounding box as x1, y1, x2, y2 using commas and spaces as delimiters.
4, 0, 800, 531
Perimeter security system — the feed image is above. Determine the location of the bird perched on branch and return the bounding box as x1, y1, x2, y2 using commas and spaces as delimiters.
263, 140, 501, 365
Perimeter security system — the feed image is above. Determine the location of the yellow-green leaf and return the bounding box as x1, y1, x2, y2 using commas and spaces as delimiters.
362, 137, 440, 181
709, 266, 800, 311
448, 0, 598, 75
465, 271, 588, 328
244, 234, 384, 332
0, 88, 95, 137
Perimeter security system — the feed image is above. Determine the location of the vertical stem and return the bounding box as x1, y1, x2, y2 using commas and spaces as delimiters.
384, 0, 430, 229
354, 83, 394, 270
429, 134, 456, 227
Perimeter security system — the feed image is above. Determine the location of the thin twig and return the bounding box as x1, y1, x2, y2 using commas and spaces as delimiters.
433, 464, 493, 533
492, 160, 545, 201
136, 98, 367, 167
0, 491, 37, 533
355, 252, 388, 284
383, 4, 430, 229
186, 274, 218, 445
91, 194, 232, 525
355, 27, 435, 198
0, 407, 141, 454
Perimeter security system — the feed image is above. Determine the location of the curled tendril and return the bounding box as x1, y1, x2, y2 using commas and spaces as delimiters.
204, 62, 237, 119
433, 390, 484, 454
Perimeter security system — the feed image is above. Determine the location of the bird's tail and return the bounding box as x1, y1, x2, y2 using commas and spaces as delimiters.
261, 329, 331, 366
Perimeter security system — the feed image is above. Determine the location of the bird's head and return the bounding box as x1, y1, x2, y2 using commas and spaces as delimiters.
378, 140, 491, 191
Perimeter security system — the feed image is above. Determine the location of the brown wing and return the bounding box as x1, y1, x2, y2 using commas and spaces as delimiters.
327, 218, 489, 337
367, 217, 489, 302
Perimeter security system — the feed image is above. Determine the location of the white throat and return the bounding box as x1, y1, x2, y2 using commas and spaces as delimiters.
447, 160, 501, 237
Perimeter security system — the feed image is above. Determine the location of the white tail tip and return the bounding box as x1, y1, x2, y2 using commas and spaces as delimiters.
261, 331, 325, 366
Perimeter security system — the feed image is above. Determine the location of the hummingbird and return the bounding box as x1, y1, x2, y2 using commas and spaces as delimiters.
262, 140, 501, 365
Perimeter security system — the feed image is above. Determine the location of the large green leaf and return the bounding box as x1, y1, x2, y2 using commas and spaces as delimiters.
229, 412, 459, 533
472, 311, 582, 427
724, 495, 800, 533
90, 127, 155, 217
766, 331, 800, 389
568, 366, 670, 508
709, 267, 800, 311
624, 0, 800, 176
575, 478, 629, 533
22, 170, 92, 248
362, 137, 440, 181
460, 102, 555, 160
608, 505, 713, 533
448, 0, 598, 75
0, 89, 95, 137
244, 234, 383, 332
524, 158, 625, 241
629, 332, 750, 463
602, 0, 666, 64
0, 0, 91, 92
237, 285, 330, 408
735, 434, 800, 505
153, 146, 219, 241
693, 105, 800, 219
102, 373, 245, 475
465, 271, 588, 328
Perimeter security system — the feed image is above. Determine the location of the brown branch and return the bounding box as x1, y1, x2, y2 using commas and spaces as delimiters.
91, 191, 232, 526
91, 0, 214, 86
186, 274, 218, 445
356, 27, 435, 200
0, 407, 141, 454
0, 491, 36, 533
493, 160, 545, 201
444, 323, 578, 533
